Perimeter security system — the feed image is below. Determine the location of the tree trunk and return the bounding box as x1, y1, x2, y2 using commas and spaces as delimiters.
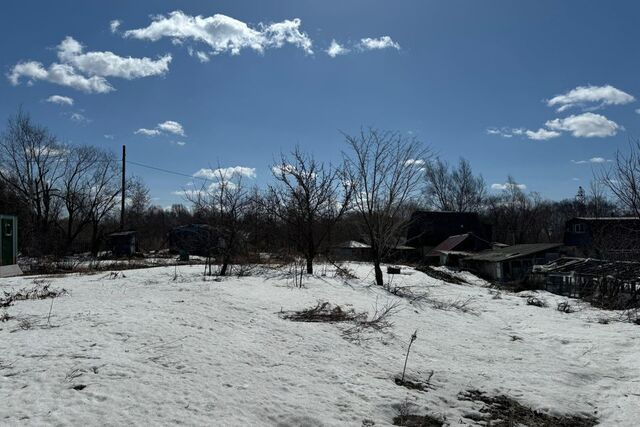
220, 257, 229, 276
374, 259, 384, 287
306, 256, 313, 275
90, 222, 100, 256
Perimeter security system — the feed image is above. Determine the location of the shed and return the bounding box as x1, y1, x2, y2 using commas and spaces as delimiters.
168, 224, 223, 257
107, 231, 138, 257
461, 243, 562, 283
426, 232, 492, 266
0, 214, 21, 277
330, 240, 372, 261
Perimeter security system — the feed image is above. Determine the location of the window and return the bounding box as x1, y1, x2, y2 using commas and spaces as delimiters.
4, 223, 11, 237
573, 223, 586, 233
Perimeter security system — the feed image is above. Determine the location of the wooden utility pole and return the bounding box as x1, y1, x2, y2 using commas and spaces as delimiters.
120, 145, 126, 230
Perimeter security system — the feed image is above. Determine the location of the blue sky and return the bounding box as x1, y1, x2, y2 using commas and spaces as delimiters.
2, 0, 640, 206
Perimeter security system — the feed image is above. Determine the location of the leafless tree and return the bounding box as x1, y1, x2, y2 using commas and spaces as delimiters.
83, 150, 121, 255
424, 157, 485, 212
59, 145, 100, 252
0, 109, 65, 253
186, 167, 250, 276
343, 128, 430, 287
599, 139, 640, 216
264, 147, 352, 274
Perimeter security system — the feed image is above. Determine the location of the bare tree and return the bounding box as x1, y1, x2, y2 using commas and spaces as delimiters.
343, 128, 430, 287
0, 109, 65, 253
264, 147, 352, 274
599, 139, 640, 216
59, 145, 100, 252
424, 157, 485, 212
83, 150, 121, 255
186, 167, 250, 276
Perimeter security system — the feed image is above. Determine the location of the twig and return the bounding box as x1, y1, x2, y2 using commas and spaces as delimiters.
401, 330, 418, 383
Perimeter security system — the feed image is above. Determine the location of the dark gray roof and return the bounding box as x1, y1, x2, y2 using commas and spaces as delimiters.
464, 243, 562, 262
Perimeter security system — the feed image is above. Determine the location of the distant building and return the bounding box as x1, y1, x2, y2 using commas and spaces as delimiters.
426, 232, 492, 266
107, 231, 138, 257
406, 211, 491, 256
564, 217, 640, 261
330, 240, 372, 261
461, 243, 562, 283
168, 224, 223, 257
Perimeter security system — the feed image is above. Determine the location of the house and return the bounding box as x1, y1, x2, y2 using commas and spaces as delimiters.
168, 224, 223, 257
329, 240, 372, 261
426, 232, 492, 266
107, 231, 138, 257
0, 214, 22, 278
406, 211, 491, 256
532, 257, 640, 305
461, 243, 562, 283
564, 217, 640, 261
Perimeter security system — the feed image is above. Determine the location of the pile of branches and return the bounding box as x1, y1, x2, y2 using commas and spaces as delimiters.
280, 301, 366, 323
0, 283, 68, 308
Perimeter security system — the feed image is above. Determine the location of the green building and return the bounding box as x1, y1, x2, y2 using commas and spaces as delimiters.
0, 214, 18, 270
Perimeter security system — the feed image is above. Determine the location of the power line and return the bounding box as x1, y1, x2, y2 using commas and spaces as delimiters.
126, 159, 210, 182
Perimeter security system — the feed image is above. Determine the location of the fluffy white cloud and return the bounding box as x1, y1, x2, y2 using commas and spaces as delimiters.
547, 85, 635, 112
45, 95, 74, 106
193, 166, 256, 180
110, 20, 121, 34
135, 120, 186, 137
545, 112, 619, 138
134, 128, 161, 136
357, 36, 400, 51
326, 39, 349, 58
491, 182, 527, 191
57, 37, 171, 79
8, 61, 114, 93
405, 158, 426, 166
571, 157, 611, 164
524, 128, 561, 141
157, 120, 185, 136
123, 11, 313, 55
8, 36, 171, 93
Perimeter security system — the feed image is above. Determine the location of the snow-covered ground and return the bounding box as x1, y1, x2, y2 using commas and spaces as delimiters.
1, 263, 639, 426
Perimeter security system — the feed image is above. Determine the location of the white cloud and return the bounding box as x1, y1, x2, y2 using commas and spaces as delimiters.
357, 36, 400, 51
69, 112, 90, 123
135, 120, 186, 137
571, 157, 611, 164
157, 120, 185, 136
194, 166, 256, 180
57, 36, 171, 79
524, 128, 561, 141
172, 141, 187, 146
123, 11, 313, 55
547, 84, 635, 112
45, 95, 74, 106
8, 61, 114, 93
104, 134, 115, 140
405, 158, 425, 166
491, 182, 527, 191
134, 128, 161, 136
545, 112, 619, 138
195, 51, 210, 63
110, 20, 121, 34
326, 39, 349, 58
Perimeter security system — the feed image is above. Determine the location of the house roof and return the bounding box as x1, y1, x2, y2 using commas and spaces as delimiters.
107, 231, 137, 237
333, 240, 371, 249
464, 243, 562, 262
429, 233, 471, 255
